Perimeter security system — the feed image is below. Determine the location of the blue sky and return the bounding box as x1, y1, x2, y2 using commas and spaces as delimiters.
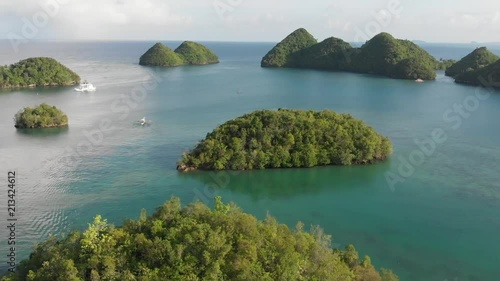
1, 0, 499, 42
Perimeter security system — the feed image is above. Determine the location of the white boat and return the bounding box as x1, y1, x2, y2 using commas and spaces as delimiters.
137, 117, 151, 126
415, 78, 424, 83
75, 81, 96, 92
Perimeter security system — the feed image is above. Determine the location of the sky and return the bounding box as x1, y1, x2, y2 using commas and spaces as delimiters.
0, 0, 499, 43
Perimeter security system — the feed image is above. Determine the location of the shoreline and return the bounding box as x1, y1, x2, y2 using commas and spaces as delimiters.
0, 82, 79, 90
14, 123, 69, 129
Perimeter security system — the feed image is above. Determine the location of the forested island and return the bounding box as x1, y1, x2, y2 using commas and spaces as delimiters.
177, 109, 392, 172
454, 59, 500, 87
0, 197, 399, 281
139, 41, 219, 67
14, 103, 68, 129
444, 47, 500, 88
445, 47, 498, 78
261, 28, 447, 80
0, 57, 80, 88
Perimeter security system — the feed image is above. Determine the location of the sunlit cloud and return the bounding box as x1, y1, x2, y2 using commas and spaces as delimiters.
0, 0, 499, 42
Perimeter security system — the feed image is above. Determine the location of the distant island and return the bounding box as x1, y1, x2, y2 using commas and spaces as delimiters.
177, 109, 392, 172
0, 57, 80, 89
261, 28, 449, 80
444, 47, 500, 88
139, 41, 219, 67
445, 47, 499, 77
14, 103, 68, 129
436, 59, 457, 70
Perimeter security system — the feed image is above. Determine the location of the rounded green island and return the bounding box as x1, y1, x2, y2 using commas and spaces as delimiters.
445, 47, 499, 78
139, 42, 185, 67
177, 109, 392, 172
139, 41, 219, 67
14, 103, 68, 129
0, 57, 80, 89
261, 28, 441, 80
444, 47, 500, 88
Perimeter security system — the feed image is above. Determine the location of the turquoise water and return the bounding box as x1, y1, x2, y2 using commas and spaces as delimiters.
1, 41, 500, 280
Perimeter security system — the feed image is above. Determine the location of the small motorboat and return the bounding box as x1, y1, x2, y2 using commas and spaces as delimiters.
137, 117, 151, 126
415, 78, 424, 83
75, 81, 96, 92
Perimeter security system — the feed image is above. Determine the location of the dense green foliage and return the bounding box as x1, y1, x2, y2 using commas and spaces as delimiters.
445, 47, 499, 77
139, 43, 185, 67
392, 57, 436, 80
436, 58, 457, 70
261, 28, 318, 67
139, 42, 219, 67
261, 29, 440, 80
0, 57, 80, 88
175, 41, 219, 65
454, 59, 500, 88
178, 109, 392, 171
293, 37, 353, 70
349, 33, 438, 80
14, 103, 68, 129
1, 197, 398, 281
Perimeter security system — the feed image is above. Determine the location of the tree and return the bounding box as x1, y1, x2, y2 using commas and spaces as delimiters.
1, 197, 398, 281
381, 268, 400, 281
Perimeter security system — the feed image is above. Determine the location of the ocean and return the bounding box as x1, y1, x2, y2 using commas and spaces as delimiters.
0, 40, 499, 281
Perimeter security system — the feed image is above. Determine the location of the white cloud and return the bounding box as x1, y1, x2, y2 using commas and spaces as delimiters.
491, 12, 500, 23
1, 0, 194, 40
55, 0, 193, 39
0, 0, 499, 42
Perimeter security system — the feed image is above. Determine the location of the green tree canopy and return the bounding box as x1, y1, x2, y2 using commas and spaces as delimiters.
175, 41, 219, 65
140, 41, 219, 67
393, 57, 436, 80
293, 37, 354, 70
139, 43, 185, 67
435, 58, 457, 70
261, 28, 318, 67
177, 109, 392, 171
454, 59, 500, 88
0, 57, 80, 88
349, 33, 438, 80
14, 103, 68, 129
261, 28, 441, 80
445, 47, 499, 77
1, 197, 398, 281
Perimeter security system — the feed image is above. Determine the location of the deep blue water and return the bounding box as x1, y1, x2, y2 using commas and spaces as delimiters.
0, 40, 500, 281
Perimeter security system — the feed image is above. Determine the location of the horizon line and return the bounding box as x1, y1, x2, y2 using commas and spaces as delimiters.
0, 38, 500, 45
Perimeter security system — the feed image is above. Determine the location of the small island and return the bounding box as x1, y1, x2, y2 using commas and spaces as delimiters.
139, 41, 219, 67
0, 57, 80, 89
261, 28, 444, 80
445, 47, 499, 78
0, 197, 398, 281
177, 109, 392, 172
14, 103, 68, 129
442, 47, 500, 88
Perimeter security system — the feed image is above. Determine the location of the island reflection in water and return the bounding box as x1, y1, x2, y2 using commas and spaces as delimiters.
179, 160, 392, 200
15, 126, 69, 137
